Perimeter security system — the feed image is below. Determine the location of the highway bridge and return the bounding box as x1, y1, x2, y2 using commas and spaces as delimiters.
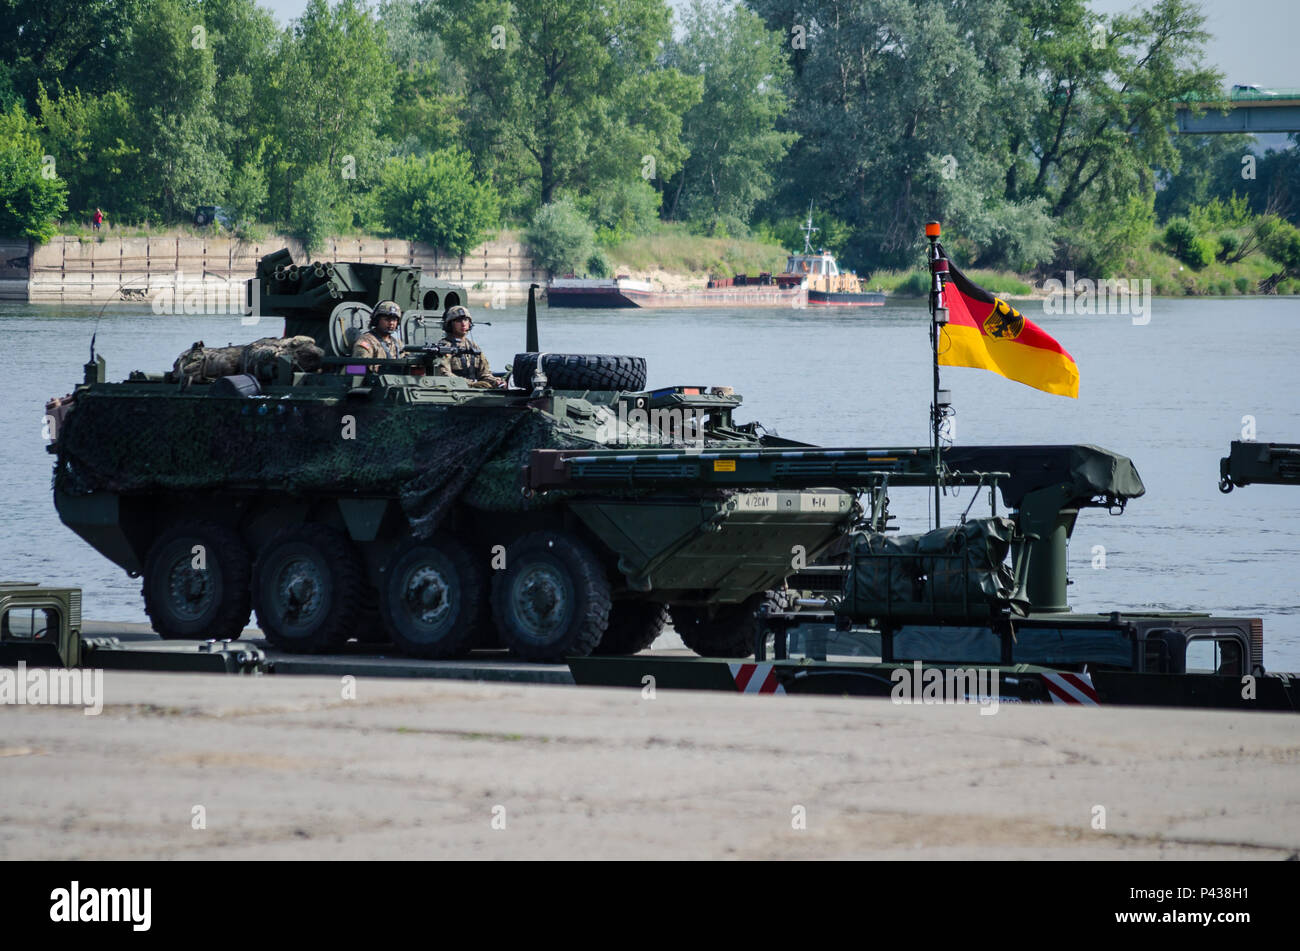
1176, 87, 1300, 134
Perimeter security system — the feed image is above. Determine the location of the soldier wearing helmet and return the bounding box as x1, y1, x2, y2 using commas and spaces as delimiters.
351, 300, 403, 366
436, 305, 503, 388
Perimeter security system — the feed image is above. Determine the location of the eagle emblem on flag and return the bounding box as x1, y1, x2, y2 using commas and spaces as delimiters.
982, 299, 1026, 339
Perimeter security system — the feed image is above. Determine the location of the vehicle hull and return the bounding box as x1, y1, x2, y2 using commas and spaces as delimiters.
806, 289, 886, 306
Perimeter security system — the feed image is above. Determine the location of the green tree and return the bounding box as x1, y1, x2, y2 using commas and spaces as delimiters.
0, 0, 146, 106
263, 0, 394, 233
0, 62, 20, 111
665, 0, 796, 235
750, 0, 1220, 274
287, 162, 349, 256
0, 103, 68, 241
579, 179, 661, 245
120, 0, 229, 220
382, 61, 465, 158
1260, 216, 1300, 291
36, 85, 141, 220
440, 0, 700, 216
1003, 0, 1220, 269
1058, 191, 1155, 276
226, 150, 270, 227
1154, 134, 1255, 222
204, 0, 279, 212
751, 0, 1016, 270
377, 0, 466, 157
375, 149, 500, 254
525, 198, 596, 275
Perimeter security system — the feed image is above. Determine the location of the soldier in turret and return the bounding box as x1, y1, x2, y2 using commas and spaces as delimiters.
351, 300, 403, 367
437, 305, 504, 388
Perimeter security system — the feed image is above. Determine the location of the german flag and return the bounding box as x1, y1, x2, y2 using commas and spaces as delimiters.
938, 250, 1079, 398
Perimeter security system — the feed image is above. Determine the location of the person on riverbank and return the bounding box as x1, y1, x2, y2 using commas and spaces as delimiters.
92, 208, 104, 233
351, 299, 403, 368
437, 306, 503, 388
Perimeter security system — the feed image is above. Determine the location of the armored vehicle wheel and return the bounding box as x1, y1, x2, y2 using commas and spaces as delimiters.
353, 583, 390, 644
381, 535, 484, 658
143, 522, 252, 640
491, 531, 611, 662
253, 524, 364, 653
670, 595, 762, 658
350, 577, 389, 643
511, 353, 646, 392
593, 601, 668, 655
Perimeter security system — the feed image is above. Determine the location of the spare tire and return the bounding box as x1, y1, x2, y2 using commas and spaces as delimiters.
512, 353, 646, 392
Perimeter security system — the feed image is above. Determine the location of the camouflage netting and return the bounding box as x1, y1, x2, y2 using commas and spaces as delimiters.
170, 337, 325, 383
54, 392, 594, 537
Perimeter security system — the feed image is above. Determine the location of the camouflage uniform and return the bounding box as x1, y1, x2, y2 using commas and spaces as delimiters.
436, 335, 503, 388
351, 331, 401, 364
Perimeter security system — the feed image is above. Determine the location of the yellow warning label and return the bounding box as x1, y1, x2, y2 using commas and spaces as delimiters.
713, 459, 737, 472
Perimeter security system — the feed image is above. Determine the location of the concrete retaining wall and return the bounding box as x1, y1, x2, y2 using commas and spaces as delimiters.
18, 234, 543, 306
0, 238, 31, 301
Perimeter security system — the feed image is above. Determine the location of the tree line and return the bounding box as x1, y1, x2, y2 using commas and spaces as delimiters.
0, 0, 1296, 279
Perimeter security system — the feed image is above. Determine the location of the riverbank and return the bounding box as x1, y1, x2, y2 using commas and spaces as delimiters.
0, 233, 545, 306
4, 670, 1296, 859
6, 226, 1295, 306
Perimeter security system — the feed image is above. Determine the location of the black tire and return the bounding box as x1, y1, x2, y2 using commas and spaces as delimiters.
380, 535, 484, 658
594, 601, 668, 655
670, 595, 762, 658
511, 353, 646, 392
142, 522, 252, 640
353, 581, 390, 644
491, 531, 611, 662
253, 524, 365, 653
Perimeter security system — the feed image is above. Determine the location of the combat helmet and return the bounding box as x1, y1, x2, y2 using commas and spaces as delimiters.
370, 299, 402, 329
443, 305, 472, 333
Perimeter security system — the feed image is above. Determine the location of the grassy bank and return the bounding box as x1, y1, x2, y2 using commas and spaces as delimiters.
1127, 240, 1289, 296
870, 269, 1036, 297
606, 223, 787, 278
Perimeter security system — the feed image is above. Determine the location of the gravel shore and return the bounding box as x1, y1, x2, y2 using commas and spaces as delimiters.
3, 671, 1297, 860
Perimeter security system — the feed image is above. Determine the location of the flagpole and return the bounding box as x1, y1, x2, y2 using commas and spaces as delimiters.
925, 221, 946, 527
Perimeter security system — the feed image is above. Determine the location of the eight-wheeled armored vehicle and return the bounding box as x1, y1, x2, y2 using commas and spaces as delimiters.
47, 250, 865, 661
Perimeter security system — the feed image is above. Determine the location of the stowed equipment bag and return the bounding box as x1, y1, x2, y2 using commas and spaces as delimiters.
170, 336, 324, 383
836, 516, 1025, 623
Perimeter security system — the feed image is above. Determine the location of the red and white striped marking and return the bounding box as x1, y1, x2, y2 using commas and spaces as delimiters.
1041, 671, 1100, 705
728, 663, 785, 695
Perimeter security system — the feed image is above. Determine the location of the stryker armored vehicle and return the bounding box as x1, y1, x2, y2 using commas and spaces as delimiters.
47, 249, 867, 662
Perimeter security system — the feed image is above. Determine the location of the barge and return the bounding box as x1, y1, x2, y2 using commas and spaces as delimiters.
545, 274, 806, 309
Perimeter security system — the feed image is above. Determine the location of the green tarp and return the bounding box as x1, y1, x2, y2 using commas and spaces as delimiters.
837, 517, 1025, 623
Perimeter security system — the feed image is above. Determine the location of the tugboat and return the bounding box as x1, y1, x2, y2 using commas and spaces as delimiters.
786, 207, 885, 307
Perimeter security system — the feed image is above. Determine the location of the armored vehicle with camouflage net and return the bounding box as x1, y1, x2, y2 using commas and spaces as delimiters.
46, 249, 865, 661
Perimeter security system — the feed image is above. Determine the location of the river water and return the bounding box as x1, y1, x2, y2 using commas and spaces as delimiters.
4, 295, 1300, 669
